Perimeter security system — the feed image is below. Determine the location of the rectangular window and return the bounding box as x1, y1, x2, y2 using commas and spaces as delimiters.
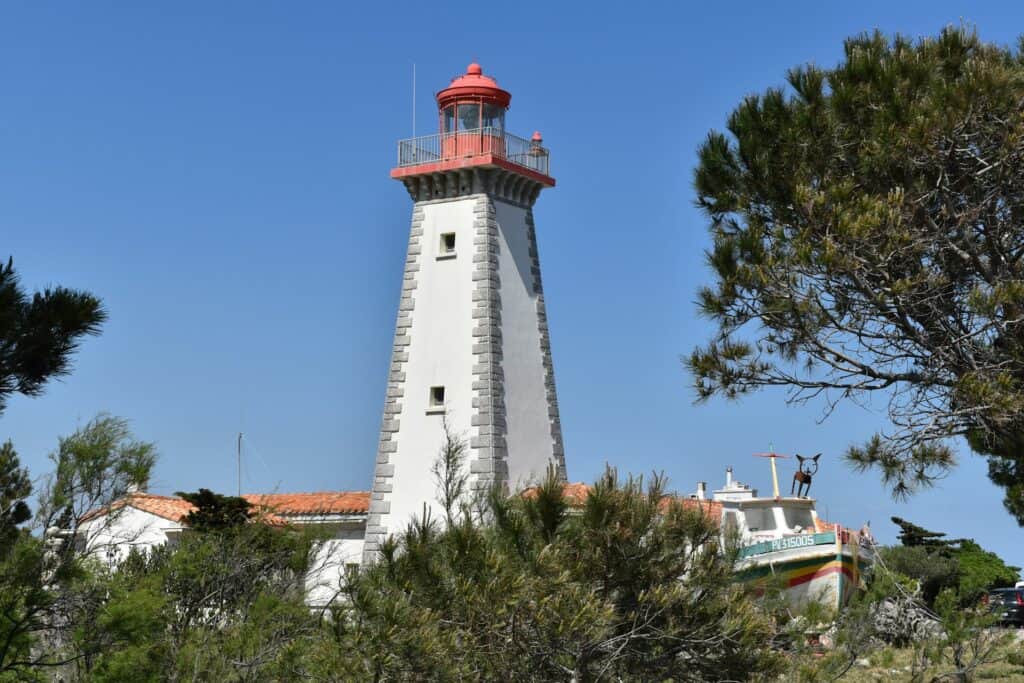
743, 507, 777, 533
722, 511, 739, 536
427, 386, 445, 414
438, 232, 456, 259
457, 103, 480, 131
783, 507, 814, 532
482, 103, 505, 132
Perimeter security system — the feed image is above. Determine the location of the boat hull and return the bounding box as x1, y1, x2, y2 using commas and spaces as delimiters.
736, 530, 873, 609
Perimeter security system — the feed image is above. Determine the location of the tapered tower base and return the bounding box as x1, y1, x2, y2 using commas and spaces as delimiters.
364, 169, 563, 561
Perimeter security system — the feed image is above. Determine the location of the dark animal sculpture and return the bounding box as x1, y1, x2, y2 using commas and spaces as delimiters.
791, 453, 821, 497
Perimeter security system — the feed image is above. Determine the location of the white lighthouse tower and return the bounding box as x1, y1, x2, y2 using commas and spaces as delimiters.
364, 63, 565, 560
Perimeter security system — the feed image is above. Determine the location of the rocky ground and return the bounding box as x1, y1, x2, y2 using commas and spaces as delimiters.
804, 629, 1024, 682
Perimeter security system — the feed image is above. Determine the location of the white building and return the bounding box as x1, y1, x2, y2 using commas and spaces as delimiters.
78, 491, 369, 606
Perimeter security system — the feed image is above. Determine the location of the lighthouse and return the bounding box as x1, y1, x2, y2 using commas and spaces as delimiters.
364, 63, 565, 560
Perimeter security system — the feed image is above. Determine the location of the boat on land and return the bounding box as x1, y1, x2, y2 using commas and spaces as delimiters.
691, 453, 875, 609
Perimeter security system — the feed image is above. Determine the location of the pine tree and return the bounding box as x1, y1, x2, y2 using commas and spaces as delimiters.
891, 517, 952, 548
177, 489, 254, 532
325, 468, 780, 681
0, 442, 31, 558
690, 26, 1024, 521
0, 258, 105, 415
882, 517, 1019, 606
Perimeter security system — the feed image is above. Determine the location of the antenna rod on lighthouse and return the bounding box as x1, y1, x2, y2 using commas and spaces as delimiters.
412, 63, 416, 138
237, 432, 243, 497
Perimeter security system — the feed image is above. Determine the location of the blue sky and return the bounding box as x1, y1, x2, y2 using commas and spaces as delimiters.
2, 1, 1023, 565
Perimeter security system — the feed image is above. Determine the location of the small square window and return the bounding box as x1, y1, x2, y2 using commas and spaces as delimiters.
427, 386, 445, 414
437, 232, 456, 259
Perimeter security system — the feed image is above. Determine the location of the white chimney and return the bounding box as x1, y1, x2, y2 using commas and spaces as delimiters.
696, 481, 707, 500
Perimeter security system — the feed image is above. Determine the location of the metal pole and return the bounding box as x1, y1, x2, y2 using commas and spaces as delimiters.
237, 432, 243, 497
770, 455, 780, 499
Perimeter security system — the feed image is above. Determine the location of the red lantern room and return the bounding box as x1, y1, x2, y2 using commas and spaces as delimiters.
437, 62, 510, 159
392, 63, 554, 193
437, 62, 510, 134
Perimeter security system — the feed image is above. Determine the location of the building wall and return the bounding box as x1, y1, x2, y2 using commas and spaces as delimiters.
305, 524, 365, 607
79, 507, 177, 566
80, 506, 367, 608
368, 196, 478, 550
492, 199, 561, 489
366, 185, 565, 561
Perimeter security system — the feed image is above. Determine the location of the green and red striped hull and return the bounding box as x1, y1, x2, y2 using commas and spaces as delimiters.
735, 529, 874, 609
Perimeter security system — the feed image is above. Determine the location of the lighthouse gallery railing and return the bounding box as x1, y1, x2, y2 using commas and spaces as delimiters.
396, 127, 551, 176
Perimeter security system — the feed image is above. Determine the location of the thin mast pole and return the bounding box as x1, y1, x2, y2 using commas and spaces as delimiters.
766, 442, 780, 498
412, 63, 416, 138
770, 455, 780, 499
237, 432, 243, 497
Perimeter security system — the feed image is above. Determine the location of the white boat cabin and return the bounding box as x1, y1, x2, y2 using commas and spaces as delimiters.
693, 467, 820, 543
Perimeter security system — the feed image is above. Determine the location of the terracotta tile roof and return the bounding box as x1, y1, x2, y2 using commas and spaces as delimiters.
127, 493, 197, 523
814, 517, 837, 532
525, 483, 724, 521
677, 496, 723, 521
560, 482, 591, 506
123, 493, 289, 526
83, 491, 370, 526
79, 492, 196, 525
241, 492, 370, 516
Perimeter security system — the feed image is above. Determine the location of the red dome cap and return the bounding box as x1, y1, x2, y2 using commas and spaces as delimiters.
436, 63, 511, 109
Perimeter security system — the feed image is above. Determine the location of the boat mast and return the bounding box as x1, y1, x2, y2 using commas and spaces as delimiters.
754, 449, 789, 499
